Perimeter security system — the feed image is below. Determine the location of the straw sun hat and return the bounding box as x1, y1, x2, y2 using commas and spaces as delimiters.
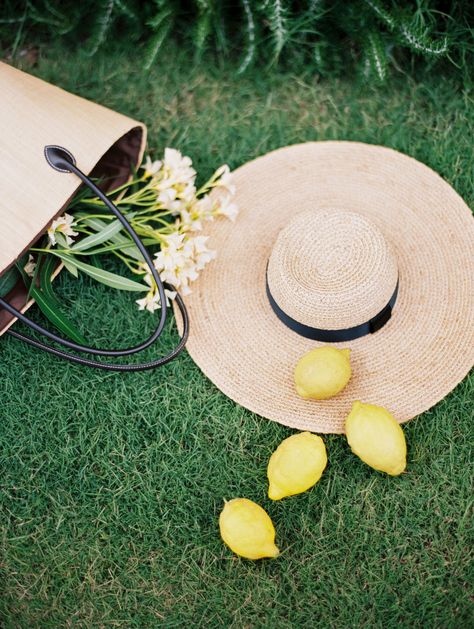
180, 142, 474, 433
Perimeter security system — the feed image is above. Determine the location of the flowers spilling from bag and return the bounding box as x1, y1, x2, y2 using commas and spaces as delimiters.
26, 148, 238, 324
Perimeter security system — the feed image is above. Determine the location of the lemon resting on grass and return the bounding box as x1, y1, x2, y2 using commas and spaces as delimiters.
219, 498, 280, 560
294, 346, 351, 400
268, 432, 327, 500
345, 401, 407, 476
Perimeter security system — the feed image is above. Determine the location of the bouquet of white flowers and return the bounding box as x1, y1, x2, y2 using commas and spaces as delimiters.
8, 148, 238, 342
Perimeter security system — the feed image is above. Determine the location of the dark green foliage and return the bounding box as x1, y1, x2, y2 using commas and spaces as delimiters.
0, 267, 19, 298
0, 0, 473, 82
0, 42, 473, 627
28, 255, 88, 344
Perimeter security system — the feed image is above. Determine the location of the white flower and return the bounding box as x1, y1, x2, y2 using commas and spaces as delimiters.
180, 181, 197, 203
164, 288, 177, 303
162, 148, 196, 188
193, 195, 214, 221
136, 290, 160, 313
158, 265, 196, 295
215, 195, 239, 222
189, 235, 216, 270
194, 194, 214, 216
178, 195, 215, 232
155, 255, 198, 294
142, 269, 155, 289
152, 230, 216, 295
157, 187, 183, 213
24, 254, 36, 277
153, 233, 188, 272
142, 155, 162, 178
162, 232, 187, 250
179, 209, 202, 232
150, 149, 197, 214
136, 266, 176, 313
158, 187, 177, 203
135, 288, 176, 313
48, 213, 78, 246
214, 164, 236, 196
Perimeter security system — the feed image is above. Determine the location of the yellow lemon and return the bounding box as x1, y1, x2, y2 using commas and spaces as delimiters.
345, 401, 406, 476
294, 346, 351, 399
219, 498, 280, 560
268, 432, 327, 500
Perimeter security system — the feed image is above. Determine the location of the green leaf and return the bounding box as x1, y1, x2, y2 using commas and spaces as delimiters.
51, 252, 148, 292
13, 255, 87, 344
82, 217, 111, 232
63, 258, 79, 277
0, 267, 20, 298
71, 219, 123, 251
31, 288, 88, 345
55, 232, 70, 249
35, 256, 88, 344
39, 255, 60, 295
84, 218, 144, 261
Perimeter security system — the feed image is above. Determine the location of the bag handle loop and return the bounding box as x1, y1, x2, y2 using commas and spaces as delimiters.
0, 146, 189, 371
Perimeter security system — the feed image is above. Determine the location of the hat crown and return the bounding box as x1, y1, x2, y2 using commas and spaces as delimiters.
267, 209, 398, 330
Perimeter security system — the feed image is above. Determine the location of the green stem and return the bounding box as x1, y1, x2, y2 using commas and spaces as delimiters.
111, 250, 132, 268
74, 213, 115, 222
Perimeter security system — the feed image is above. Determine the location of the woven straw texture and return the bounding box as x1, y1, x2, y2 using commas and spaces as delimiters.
0, 62, 145, 278
267, 209, 399, 329
179, 142, 474, 434
0, 62, 146, 335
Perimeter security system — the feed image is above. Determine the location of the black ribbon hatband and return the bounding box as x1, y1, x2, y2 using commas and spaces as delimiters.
266, 277, 399, 342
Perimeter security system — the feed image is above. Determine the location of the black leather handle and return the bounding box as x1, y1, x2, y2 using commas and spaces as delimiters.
0, 146, 189, 371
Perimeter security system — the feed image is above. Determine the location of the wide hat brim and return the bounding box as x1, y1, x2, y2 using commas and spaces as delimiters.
179, 142, 474, 433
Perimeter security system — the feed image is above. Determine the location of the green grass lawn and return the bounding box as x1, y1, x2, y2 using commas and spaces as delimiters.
1, 44, 473, 628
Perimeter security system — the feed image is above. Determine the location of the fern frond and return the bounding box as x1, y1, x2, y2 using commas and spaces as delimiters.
364, 31, 388, 82
0, 0, 467, 81
195, 12, 212, 57
194, 3, 212, 59
267, 0, 289, 60
363, 0, 397, 31
143, 14, 173, 70
399, 22, 449, 57
196, 0, 212, 10
85, 0, 115, 57
212, 2, 228, 54
147, 7, 172, 29
238, 0, 256, 74
312, 40, 333, 75
25, 1, 69, 29
114, 0, 137, 20
308, 0, 324, 12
